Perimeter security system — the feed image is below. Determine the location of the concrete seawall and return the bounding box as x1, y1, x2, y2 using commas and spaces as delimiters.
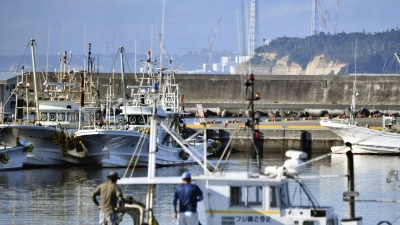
7, 73, 400, 113
174, 74, 400, 113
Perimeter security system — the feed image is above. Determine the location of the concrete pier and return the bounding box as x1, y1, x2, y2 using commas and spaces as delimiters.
186, 117, 386, 155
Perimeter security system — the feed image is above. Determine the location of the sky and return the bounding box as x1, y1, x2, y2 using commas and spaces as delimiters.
1, 0, 399, 57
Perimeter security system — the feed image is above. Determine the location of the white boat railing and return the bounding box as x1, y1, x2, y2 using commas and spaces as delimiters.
329, 118, 349, 124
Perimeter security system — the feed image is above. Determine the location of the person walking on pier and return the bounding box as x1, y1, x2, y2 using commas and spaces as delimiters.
173, 171, 203, 225
91, 171, 124, 225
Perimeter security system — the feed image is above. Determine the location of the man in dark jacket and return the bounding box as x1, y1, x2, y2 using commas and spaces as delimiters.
91, 171, 124, 225
173, 171, 203, 225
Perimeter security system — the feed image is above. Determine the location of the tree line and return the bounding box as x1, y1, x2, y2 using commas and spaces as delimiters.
253, 29, 400, 74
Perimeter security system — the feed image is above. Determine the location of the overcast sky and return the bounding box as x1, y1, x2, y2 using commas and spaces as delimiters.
1, 0, 399, 57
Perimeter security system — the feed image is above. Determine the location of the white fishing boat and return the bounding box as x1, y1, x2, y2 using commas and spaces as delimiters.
0, 39, 97, 166
0, 138, 31, 170
321, 53, 400, 155
320, 117, 400, 154
116, 74, 342, 225
75, 49, 219, 167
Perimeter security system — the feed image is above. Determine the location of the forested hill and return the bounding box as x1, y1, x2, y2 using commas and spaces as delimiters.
250, 29, 400, 75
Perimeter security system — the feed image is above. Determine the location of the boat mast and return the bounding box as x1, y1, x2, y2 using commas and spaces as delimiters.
159, 0, 166, 89
119, 47, 127, 124
30, 39, 40, 121
145, 84, 159, 223
350, 39, 357, 125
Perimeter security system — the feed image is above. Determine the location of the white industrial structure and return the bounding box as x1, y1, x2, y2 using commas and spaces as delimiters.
248, 0, 259, 56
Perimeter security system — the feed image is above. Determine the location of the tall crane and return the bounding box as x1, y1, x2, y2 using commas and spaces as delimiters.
206, 17, 221, 73
333, 0, 339, 34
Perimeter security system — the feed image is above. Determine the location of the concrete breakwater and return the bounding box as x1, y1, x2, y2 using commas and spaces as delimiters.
175, 74, 400, 117
185, 119, 344, 155
7, 73, 400, 114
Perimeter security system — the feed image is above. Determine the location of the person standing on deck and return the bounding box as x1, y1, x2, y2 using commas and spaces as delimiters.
91, 171, 124, 225
173, 172, 204, 225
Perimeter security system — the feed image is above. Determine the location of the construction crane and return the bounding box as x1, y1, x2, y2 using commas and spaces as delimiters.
206, 17, 221, 73
333, 0, 339, 34
321, 10, 330, 33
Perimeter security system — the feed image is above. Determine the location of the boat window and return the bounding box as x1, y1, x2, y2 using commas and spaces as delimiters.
230, 187, 245, 206
230, 186, 262, 207
279, 186, 289, 207
303, 221, 319, 225
270, 186, 277, 208
58, 113, 65, 121
247, 186, 262, 206
67, 113, 71, 122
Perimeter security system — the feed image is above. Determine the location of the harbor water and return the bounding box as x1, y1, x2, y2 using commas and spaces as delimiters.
1, 152, 399, 225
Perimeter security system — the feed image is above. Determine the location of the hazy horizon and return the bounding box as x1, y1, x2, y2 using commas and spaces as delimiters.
1, 0, 399, 57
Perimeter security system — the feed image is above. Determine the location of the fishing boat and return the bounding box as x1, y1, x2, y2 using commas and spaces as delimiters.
117, 74, 341, 225
320, 53, 400, 155
0, 39, 97, 166
0, 133, 32, 170
75, 49, 219, 167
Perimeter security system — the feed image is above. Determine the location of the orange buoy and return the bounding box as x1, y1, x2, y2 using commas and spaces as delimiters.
272, 118, 276, 122
308, 116, 313, 120
342, 115, 346, 119
374, 114, 378, 118
290, 117, 294, 121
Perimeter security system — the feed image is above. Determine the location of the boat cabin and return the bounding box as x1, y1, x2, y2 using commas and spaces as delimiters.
194, 172, 338, 225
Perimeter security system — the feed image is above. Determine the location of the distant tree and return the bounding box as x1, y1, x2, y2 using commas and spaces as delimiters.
248, 29, 400, 74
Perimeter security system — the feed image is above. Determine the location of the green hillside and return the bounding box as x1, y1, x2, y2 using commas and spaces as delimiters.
253, 29, 400, 74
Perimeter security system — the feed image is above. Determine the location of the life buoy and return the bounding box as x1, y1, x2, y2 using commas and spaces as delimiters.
49, 113, 56, 121
138, 116, 145, 124
180, 95, 185, 104
129, 116, 136, 124
41, 114, 47, 121
58, 113, 65, 121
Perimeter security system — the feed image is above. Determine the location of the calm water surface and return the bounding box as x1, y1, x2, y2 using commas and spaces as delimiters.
0, 153, 399, 225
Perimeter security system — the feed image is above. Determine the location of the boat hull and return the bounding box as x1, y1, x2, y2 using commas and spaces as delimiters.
0, 124, 81, 166
320, 119, 400, 154
75, 129, 210, 167
0, 146, 27, 170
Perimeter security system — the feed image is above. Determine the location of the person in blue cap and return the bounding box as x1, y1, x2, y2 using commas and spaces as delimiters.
173, 171, 203, 225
